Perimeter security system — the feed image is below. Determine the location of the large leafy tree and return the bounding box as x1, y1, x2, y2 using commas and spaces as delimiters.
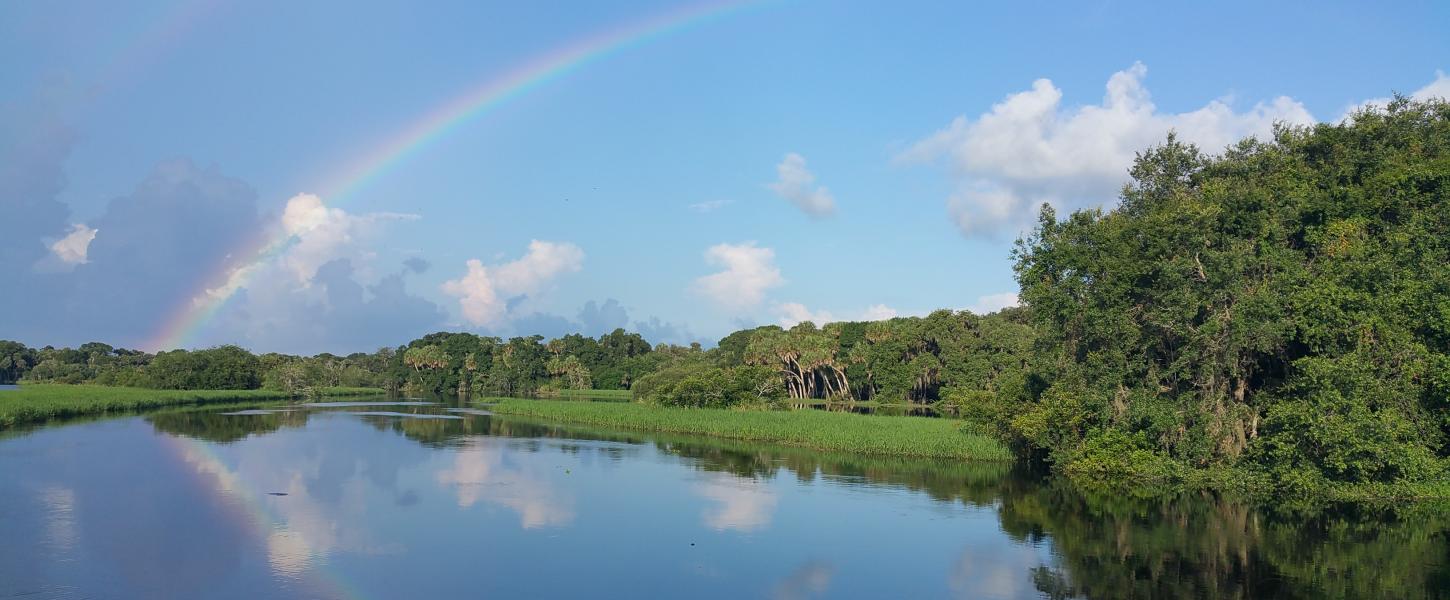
1013, 97, 1450, 486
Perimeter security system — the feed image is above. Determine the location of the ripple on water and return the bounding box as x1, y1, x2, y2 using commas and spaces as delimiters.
347, 411, 463, 420
445, 408, 494, 416
301, 401, 437, 408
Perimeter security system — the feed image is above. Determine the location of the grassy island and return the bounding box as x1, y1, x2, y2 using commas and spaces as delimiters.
485, 398, 1012, 461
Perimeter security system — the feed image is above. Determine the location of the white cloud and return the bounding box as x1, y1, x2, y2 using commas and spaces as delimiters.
198, 193, 417, 305
902, 63, 1315, 237
767, 153, 837, 218
48, 223, 97, 266
441, 240, 584, 328
1344, 71, 1450, 119
966, 292, 1019, 315
279, 193, 418, 284
492, 240, 584, 297
694, 241, 784, 311
775, 302, 898, 327
440, 259, 504, 327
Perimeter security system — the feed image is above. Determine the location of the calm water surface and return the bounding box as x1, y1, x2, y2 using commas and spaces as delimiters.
1, 399, 1447, 599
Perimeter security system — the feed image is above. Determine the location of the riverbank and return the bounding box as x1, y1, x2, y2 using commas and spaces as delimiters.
484, 398, 1012, 461
0, 384, 382, 429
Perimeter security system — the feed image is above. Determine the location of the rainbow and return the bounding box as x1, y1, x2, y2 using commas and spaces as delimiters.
145, 0, 766, 351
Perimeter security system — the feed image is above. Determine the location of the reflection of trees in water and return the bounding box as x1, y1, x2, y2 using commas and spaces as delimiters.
999, 482, 1450, 599
147, 405, 309, 443
150, 404, 1450, 598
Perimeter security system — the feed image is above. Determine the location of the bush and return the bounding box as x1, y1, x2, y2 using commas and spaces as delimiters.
1062, 429, 1183, 483
146, 346, 263, 390
635, 363, 783, 408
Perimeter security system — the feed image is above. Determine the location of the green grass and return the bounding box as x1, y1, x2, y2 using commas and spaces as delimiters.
0, 384, 382, 429
485, 398, 1012, 461
545, 388, 633, 401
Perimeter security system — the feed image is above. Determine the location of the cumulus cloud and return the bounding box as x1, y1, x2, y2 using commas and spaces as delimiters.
492, 240, 585, 297
441, 259, 505, 327
694, 242, 784, 311
182, 191, 440, 353
48, 224, 97, 265
902, 63, 1316, 237
68, 159, 265, 344
965, 292, 1019, 315
767, 153, 836, 218
775, 302, 898, 327
277, 193, 419, 284
1344, 70, 1450, 119
440, 240, 585, 328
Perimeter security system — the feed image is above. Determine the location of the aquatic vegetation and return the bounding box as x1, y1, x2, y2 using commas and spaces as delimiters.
486, 398, 1011, 461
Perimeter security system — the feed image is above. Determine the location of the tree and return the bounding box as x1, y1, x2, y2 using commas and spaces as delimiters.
1012, 98, 1450, 487
0, 341, 35, 384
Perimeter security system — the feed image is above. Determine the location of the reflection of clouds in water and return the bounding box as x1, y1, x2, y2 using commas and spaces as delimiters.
948, 542, 1045, 600
772, 561, 834, 600
694, 473, 778, 532
39, 485, 78, 554
171, 437, 400, 582
436, 442, 575, 528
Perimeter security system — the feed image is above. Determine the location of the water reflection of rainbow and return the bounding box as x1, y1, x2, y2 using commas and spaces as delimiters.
161, 433, 365, 599
144, 0, 766, 351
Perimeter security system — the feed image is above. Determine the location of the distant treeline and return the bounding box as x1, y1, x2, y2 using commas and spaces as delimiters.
0, 307, 1032, 405
5, 97, 1447, 497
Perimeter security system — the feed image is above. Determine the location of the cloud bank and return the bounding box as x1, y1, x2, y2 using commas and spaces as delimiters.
902, 63, 1316, 237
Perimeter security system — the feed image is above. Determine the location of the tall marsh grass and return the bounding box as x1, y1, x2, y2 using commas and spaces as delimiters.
0, 384, 381, 429
486, 398, 1011, 461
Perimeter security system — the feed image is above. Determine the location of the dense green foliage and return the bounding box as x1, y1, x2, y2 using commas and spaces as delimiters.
487, 398, 1012, 460
627, 309, 1034, 410
1009, 98, 1450, 494
383, 329, 666, 397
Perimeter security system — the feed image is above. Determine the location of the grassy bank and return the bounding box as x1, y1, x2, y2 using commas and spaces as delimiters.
545, 388, 633, 401
0, 384, 381, 429
485, 398, 1011, 461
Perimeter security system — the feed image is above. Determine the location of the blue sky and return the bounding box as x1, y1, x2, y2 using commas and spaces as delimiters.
2, 0, 1447, 353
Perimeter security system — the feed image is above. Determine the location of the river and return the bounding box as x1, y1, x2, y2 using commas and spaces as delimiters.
0, 399, 1445, 598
